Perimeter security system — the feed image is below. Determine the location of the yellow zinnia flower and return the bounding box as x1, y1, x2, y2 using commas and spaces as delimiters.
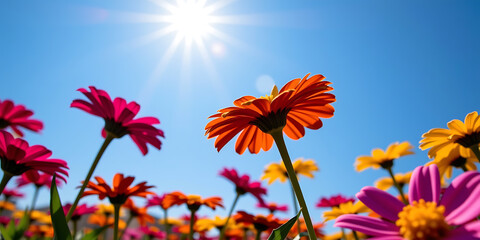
0, 200, 15, 211
261, 158, 319, 184
159, 217, 183, 226
196, 216, 237, 232
323, 201, 369, 222
355, 141, 414, 171
13, 210, 50, 224
426, 146, 478, 178
375, 172, 412, 191
420, 111, 480, 160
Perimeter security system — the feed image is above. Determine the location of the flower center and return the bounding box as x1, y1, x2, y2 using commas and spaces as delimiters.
0, 119, 9, 129
454, 132, 480, 148
260, 85, 280, 103
104, 119, 129, 138
396, 199, 449, 240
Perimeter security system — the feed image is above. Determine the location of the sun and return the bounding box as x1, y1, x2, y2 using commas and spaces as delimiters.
166, 1, 214, 42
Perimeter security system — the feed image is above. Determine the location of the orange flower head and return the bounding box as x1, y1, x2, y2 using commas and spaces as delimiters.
82, 173, 154, 205
123, 199, 155, 226
205, 74, 335, 154
234, 211, 281, 232
163, 191, 223, 211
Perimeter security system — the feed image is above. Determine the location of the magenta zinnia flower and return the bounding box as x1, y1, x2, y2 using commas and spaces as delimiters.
335, 164, 480, 239
0, 99, 43, 137
219, 168, 267, 203
62, 203, 97, 221
71, 86, 164, 155
256, 201, 288, 214
1, 188, 24, 199
316, 194, 355, 208
0, 130, 68, 183
16, 171, 61, 189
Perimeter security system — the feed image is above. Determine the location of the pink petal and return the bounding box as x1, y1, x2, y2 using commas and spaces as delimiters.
408, 165, 440, 204
334, 214, 399, 237
357, 186, 404, 221
368, 237, 405, 240
441, 171, 480, 217
444, 221, 480, 240
442, 172, 480, 225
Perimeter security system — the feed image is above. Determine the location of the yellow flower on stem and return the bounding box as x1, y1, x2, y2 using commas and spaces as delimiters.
375, 172, 412, 191
355, 141, 414, 204
420, 111, 480, 161
0, 200, 15, 212
323, 201, 369, 222
426, 142, 478, 176
261, 158, 319, 185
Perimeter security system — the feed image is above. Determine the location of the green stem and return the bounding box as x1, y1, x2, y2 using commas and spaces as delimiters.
66, 135, 114, 222
242, 228, 248, 240
469, 145, 480, 162
0, 172, 13, 197
189, 209, 197, 240
219, 192, 241, 240
30, 186, 40, 211
341, 228, 346, 240
352, 230, 359, 240
289, 183, 302, 236
73, 220, 78, 240
254, 230, 262, 240
163, 208, 171, 238
270, 130, 317, 240
460, 164, 469, 172
386, 167, 408, 205
119, 215, 134, 239
113, 203, 122, 240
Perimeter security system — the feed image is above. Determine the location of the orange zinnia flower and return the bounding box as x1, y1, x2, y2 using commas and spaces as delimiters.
123, 199, 155, 226
163, 191, 224, 211
82, 173, 154, 204
205, 73, 335, 154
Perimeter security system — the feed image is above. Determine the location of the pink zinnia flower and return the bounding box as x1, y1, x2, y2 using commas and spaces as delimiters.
2, 188, 24, 199
335, 164, 480, 240
146, 193, 171, 210
316, 194, 355, 208
16, 172, 62, 189
62, 203, 97, 221
71, 86, 164, 155
0, 130, 68, 182
219, 168, 267, 203
256, 201, 288, 214
0, 99, 43, 137
139, 226, 166, 239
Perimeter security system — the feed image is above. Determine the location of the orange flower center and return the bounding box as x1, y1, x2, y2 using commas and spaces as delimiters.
396, 199, 449, 240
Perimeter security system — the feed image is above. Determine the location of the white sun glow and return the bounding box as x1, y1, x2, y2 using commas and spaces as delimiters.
167, 1, 213, 41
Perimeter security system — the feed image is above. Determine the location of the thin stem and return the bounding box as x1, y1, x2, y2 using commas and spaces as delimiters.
270, 130, 317, 240
113, 203, 122, 240
341, 228, 346, 240
188, 209, 197, 240
73, 220, 78, 240
352, 230, 359, 240
219, 192, 241, 240
119, 215, 134, 240
386, 167, 408, 205
254, 230, 262, 240
469, 145, 480, 162
163, 208, 171, 239
66, 135, 114, 221
242, 228, 248, 240
289, 183, 301, 236
460, 164, 469, 172
0, 172, 13, 197
30, 186, 40, 211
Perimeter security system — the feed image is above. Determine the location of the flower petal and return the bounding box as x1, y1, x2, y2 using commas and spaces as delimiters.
357, 186, 404, 221
334, 214, 399, 237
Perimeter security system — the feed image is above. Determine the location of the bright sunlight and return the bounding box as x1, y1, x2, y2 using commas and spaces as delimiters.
167, 1, 213, 41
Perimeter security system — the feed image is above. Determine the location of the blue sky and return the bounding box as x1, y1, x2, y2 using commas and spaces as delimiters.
1, 0, 479, 235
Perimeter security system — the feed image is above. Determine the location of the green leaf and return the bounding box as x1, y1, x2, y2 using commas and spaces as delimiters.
81, 225, 110, 240
267, 210, 302, 240
50, 174, 72, 240
0, 224, 13, 240
12, 208, 30, 240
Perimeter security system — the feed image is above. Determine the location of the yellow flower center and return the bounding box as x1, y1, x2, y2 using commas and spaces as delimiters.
396, 199, 449, 240
260, 85, 279, 102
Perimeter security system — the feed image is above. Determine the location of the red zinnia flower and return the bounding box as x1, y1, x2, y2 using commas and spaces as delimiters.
62, 203, 97, 221
139, 226, 166, 239
71, 86, 164, 155
0, 130, 69, 182
219, 167, 267, 203
82, 173, 154, 204
0, 99, 43, 137
234, 211, 281, 232
256, 201, 288, 214
1, 188, 24, 199
16, 172, 62, 189
316, 194, 355, 208
205, 74, 335, 154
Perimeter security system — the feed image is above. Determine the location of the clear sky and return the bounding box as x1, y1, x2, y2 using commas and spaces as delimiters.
1, 0, 479, 235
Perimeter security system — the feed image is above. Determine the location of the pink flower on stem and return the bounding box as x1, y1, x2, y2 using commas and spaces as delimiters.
16, 172, 62, 189
1, 188, 24, 199
335, 164, 480, 239
62, 203, 98, 221
0, 99, 43, 137
256, 201, 288, 214
219, 168, 267, 203
71, 86, 164, 155
139, 226, 166, 239
0, 130, 68, 195
316, 194, 355, 208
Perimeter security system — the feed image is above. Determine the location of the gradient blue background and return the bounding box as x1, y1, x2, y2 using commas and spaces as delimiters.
1, 0, 479, 235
